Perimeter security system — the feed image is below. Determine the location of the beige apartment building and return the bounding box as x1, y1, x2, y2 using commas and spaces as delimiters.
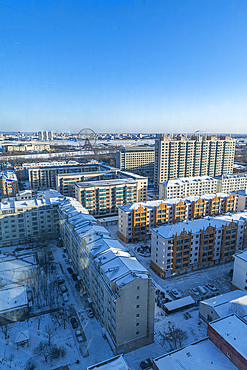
151, 212, 247, 278
118, 193, 235, 242
58, 198, 155, 354
154, 134, 235, 188
2, 144, 50, 152
116, 146, 155, 178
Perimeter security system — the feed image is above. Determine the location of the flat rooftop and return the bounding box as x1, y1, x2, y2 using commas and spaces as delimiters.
209, 314, 247, 360
153, 338, 238, 370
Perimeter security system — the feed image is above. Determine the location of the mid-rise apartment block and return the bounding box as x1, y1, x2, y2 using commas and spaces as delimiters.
116, 146, 155, 178
0, 190, 61, 247
58, 198, 155, 354
150, 212, 247, 278
2, 143, 50, 152
0, 171, 18, 199
216, 173, 247, 193
118, 193, 235, 242
159, 172, 247, 200
154, 134, 235, 188
159, 176, 218, 199
75, 177, 147, 217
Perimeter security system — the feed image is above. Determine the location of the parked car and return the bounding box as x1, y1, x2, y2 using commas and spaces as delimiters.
140, 358, 152, 369
197, 286, 207, 294
67, 267, 73, 274
79, 344, 89, 357
70, 317, 78, 329
86, 308, 94, 318
190, 288, 199, 296
206, 283, 217, 291
75, 330, 83, 342
171, 289, 182, 299
60, 284, 67, 293
63, 293, 69, 302
58, 277, 64, 284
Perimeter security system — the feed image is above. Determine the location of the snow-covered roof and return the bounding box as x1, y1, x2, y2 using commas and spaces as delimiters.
164, 296, 195, 312
120, 193, 231, 212
232, 189, 247, 196
152, 212, 247, 239
209, 315, 247, 360
201, 290, 246, 308
0, 286, 27, 313
15, 329, 29, 343
76, 178, 137, 188
87, 354, 130, 370
234, 249, 247, 263
154, 338, 238, 369
160, 175, 216, 187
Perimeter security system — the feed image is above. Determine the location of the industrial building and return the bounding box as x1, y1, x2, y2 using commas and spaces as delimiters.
150, 212, 247, 278
154, 134, 235, 188
118, 193, 235, 242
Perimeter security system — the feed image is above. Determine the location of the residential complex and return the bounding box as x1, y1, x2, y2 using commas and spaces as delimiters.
116, 146, 155, 178
118, 193, 235, 242
0, 191, 155, 354
0, 170, 18, 199
159, 172, 247, 200
232, 249, 247, 291
150, 212, 247, 278
154, 134, 235, 188
153, 314, 247, 370
75, 178, 143, 217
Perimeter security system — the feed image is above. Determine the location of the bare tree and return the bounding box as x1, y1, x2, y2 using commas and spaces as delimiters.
33, 341, 50, 363
37, 315, 43, 331
24, 358, 36, 370
8, 354, 15, 368
158, 323, 188, 350
45, 325, 54, 346
51, 308, 67, 329
228, 302, 245, 317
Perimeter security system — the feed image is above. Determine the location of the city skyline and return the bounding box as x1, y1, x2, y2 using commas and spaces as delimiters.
1, 1, 247, 133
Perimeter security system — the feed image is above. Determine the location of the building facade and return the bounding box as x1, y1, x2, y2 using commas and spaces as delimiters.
232, 250, 247, 291
116, 146, 155, 178
150, 212, 247, 278
154, 134, 235, 188
0, 171, 18, 199
159, 176, 218, 199
75, 177, 147, 217
118, 193, 235, 242
0, 190, 60, 247
216, 173, 247, 193
2, 144, 50, 152
58, 198, 155, 354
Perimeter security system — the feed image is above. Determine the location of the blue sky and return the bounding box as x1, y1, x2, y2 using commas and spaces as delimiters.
1, 0, 247, 134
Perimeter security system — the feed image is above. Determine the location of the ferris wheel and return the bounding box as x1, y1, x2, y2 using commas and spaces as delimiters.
77, 128, 97, 151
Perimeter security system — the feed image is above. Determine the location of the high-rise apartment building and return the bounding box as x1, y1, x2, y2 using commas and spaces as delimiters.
154, 135, 235, 188
116, 146, 155, 178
